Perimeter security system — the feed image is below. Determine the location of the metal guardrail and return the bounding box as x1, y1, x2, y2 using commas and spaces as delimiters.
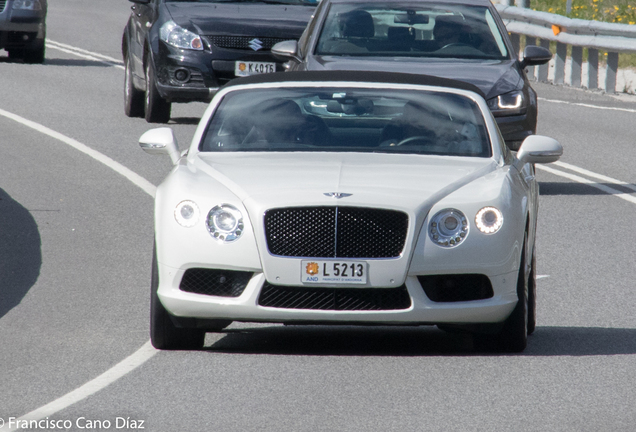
495, 4, 636, 93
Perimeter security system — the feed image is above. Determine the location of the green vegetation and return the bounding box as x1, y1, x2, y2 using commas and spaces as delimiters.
531, 0, 636, 24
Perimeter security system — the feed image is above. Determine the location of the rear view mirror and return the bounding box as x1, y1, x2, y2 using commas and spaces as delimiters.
514, 135, 562, 169
520, 45, 552, 68
271, 40, 301, 62
394, 11, 429, 25
139, 127, 181, 165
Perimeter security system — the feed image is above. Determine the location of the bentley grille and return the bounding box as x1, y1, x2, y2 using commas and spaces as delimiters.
264, 207, 408, 258
206, 36, 289, 51
258, 282, 411, 311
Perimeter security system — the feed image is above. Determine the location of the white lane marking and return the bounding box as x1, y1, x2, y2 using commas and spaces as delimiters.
46, 39, 125, 70
539, 97, 636, 113
537, 275, 550, 280
0, 342, 157, 432
537, 164, 636, 205
0, 109, 158, 428
553, 161, 636, 193
0, 108, 155, 198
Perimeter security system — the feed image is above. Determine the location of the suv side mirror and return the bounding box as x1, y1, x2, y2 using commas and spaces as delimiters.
520, 45, 552, 69
272, 40, 301, 63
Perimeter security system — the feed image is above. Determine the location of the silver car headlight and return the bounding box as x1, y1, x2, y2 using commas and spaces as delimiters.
475, 207, 503, 234
487, 91, 526, 116
174, 200, 200, 228
429, 209, 469, 248
206, 204, 244, 242
160, 20, 204, 51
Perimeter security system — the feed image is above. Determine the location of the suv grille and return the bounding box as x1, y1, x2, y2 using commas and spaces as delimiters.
258, 282, 411, 311
180, 269, 252, 297
0, 1, 6, 13
265, 207, 408, 258
206, 36, 290, 51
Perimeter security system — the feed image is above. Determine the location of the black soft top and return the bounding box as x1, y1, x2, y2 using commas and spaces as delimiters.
224, 71, 486, 99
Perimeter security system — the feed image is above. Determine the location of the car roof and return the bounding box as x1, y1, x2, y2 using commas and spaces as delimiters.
324, 0, 493, 6
224, 71, 486, 99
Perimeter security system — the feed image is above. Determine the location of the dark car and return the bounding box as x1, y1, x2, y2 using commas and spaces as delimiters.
272, 0, 551, 149
122, 0, 317, 123
0, 0, 47, 64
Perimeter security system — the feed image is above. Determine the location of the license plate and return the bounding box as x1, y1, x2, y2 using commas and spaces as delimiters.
301, 260, 367, 285
235, 61, 276, 77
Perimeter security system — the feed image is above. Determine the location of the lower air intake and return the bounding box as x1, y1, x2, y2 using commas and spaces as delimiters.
180, 269, 252, 297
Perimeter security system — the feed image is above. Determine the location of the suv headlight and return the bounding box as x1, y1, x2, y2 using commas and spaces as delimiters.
160, 21, 203, 51
487, 91, 526, 116
429, 209, 469, 248
206, 204, 244, 243
13, 0, 42, 10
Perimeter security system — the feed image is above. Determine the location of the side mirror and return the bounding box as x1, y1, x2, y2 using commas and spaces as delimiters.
139, 127, 180, 165
520, 45, 552, 68
271, 40, 301, 62
514, 135, 562, 170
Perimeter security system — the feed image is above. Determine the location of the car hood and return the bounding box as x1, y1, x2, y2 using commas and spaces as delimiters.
165, 2, 314, 38
193, 152, 498, 214
306, 56, 522, 100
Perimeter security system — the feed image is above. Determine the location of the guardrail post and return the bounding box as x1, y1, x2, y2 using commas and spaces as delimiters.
587, 48, 599, 89
554, 42, 567, 84
605, 52, 618, 93
570, 45, 583, 87
538, 39, 550, 82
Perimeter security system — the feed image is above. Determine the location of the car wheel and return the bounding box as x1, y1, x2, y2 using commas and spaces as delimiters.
23, 41, 45, 64
474, 233, 529, 353
144, 59, 171, 123
124, 54, 145, 118
150, 245, 205, 350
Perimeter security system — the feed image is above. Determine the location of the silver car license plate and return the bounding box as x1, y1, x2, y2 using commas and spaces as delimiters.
301, 260, 367, 284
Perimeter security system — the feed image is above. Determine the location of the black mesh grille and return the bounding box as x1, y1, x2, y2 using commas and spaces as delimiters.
180, 269, 252, 297
418, 274, 494, 302
206, 36, 290, 51
265, 207, 408, 258
0, 1, 6, 13
258, 282, 411, 310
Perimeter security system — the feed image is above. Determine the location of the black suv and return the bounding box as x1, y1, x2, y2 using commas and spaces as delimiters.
122, 0, 316, 123
0, 0, 47, 63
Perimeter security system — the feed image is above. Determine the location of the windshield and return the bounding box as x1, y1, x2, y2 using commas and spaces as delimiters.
166, 0, 318, 4
315, 3, 508, 60
200, 87, 491, 157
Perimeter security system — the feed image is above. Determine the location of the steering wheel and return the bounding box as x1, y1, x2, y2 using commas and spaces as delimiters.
396, 136, 435, 146
439, 42, 471, 50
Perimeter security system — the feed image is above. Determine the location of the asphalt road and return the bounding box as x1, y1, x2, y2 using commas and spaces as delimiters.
1, 1, 636, 431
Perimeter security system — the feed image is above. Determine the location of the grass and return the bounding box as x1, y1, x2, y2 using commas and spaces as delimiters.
529, 0, 636, 69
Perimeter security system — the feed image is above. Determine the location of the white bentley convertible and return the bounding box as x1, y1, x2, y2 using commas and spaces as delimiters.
140, 71, 562, 352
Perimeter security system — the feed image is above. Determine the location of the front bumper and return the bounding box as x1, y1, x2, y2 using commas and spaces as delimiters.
0, 3, 46, 49
157, 263, 519, 327
153, 42, 287, 103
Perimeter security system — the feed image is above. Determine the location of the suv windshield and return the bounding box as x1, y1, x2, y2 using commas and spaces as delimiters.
315, 3, 508, 59
200, 87, 491, 157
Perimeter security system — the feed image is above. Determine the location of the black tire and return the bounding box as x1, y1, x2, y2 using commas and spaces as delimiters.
124, 54, 145, 118
150, 246, 205, 350
474, 235, 529, 353
144, 59, 171, 123
23, 42, 45, 64
8, 49, 24, 60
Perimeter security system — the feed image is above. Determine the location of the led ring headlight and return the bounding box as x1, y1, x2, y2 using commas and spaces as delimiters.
475, 207, 503, 234
206, 204, 244, 242
429, 209, 469, 248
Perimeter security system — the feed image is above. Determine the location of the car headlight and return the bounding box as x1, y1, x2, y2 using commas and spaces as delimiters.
486, 91, 526, 116
13, 0, 42, 10
429, 209, 469, 248
174, 200, 200, 228
206, 204, 244, 242
160, 21, 203, 51
475, 207, 503, 234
